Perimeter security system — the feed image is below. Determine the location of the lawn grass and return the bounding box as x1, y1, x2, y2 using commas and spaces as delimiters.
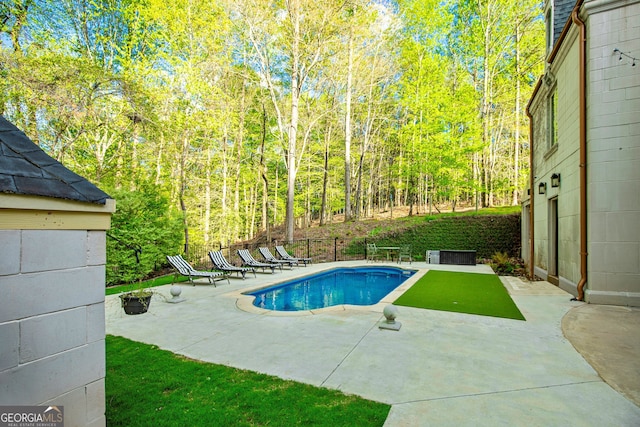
421, 205, 521, 221
393, 270, 525, 321
106, 335, 390, 426
106, 275, 189, 296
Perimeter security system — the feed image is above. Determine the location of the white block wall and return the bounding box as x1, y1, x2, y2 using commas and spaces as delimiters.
0, 229, 106, 426
584, 0, 640, 305
527, 0, 640, 306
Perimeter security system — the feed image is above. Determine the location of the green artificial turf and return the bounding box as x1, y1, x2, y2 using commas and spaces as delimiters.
394, 270, 525, 320
106, 335, 390, 426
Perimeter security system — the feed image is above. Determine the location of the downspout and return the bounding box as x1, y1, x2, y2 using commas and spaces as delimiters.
572, 5, 588, 301
527, 109, 534, 280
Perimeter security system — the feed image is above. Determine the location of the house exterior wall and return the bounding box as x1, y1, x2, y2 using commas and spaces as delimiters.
526, 0, 640, 306
528, 26, 583, 291
0, 197, 114, 427
583, 0, 640, 305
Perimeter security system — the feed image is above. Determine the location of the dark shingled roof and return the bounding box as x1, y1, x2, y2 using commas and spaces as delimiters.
554, 0, 578, 46
0, 115, 111, 204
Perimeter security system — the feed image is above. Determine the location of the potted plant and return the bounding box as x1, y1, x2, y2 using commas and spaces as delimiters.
116, 246, 155, 315
119, 269, 154, 315
119, 288, 153, 315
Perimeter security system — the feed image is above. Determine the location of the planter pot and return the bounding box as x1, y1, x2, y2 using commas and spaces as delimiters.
120, 293, 152, 315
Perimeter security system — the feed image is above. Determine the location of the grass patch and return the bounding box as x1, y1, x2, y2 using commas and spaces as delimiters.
106, 335, 390, 426
422, 205, 521, 221
105, 275, 189, 296
394, 270, 525, 321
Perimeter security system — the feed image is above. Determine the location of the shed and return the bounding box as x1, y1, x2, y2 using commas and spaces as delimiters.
0, 115, 115, 426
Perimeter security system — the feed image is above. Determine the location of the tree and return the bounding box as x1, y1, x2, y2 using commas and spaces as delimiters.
106, 187, 183, 285
1, 0, 546, 266
235, 0, 349, 241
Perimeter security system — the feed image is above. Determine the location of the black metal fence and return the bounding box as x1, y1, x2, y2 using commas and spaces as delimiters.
183, 238, 368, 270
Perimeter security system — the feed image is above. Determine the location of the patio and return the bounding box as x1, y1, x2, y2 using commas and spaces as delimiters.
105, 261, 640, 426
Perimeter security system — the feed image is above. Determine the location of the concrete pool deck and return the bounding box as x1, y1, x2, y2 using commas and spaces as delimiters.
105, 261, 640, 426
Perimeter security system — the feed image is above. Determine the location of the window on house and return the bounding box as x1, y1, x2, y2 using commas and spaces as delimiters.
548, 87, 558, 148
545, 7, 553, 55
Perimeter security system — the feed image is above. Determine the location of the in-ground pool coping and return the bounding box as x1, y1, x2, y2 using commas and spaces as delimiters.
228, 262, 428, 316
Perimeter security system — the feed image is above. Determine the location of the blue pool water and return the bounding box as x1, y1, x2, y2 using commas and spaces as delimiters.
246, 267, 416, 311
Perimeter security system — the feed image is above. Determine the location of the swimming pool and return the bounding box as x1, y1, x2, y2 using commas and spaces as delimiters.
246, 266, 416, 311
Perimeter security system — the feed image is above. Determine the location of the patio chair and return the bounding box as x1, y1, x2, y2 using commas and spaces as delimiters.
208, 250, 256, 279
275, 245, 312, 266
166, 255, 229, 286
237, 249, 281, 273
398, 245, 413, 264
258, 247, 297, 268
366, 243, 382, 262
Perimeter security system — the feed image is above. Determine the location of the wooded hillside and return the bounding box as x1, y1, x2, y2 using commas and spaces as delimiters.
1, 0, 543, 248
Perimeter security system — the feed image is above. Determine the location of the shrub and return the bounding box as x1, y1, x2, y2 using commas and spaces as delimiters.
106, 187, 183, 285
367, 214, 521, 260
489, 251, 527, 276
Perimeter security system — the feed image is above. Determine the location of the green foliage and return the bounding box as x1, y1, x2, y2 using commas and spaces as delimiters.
492, 251, 510, 265
105, 275, 189, 296
106, 335, 390, 426
422, 205, 521, 221
2, 0, 543, 245
490, 251, 525, 276
106, 187, 183, 286
364, 212, 521, 260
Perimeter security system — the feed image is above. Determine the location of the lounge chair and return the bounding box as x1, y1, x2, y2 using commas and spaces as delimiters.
398, 245, 413, 264
166, 255, 229, 286
258, 247, 297, 268
237, 249, 281, 273
208, 250, 256, 279
275, 245, 312, 266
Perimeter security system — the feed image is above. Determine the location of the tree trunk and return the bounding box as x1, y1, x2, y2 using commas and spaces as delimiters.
512, 17, 522, 206
285, 0, 301, 243
221, 129, 229, 226
180, 134, 190, 255
320, 124, 331, 226
344, 27, 354, 222
204, 147, 212, 245
260, 104, 270, 241
155, 133, 164, 186
234, 83, 246, 242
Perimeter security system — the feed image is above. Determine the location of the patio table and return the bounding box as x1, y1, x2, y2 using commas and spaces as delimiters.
377, 246, 400, 261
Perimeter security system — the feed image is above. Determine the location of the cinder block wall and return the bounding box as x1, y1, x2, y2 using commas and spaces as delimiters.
0, 229, 106, 427
584, 0, 640, 306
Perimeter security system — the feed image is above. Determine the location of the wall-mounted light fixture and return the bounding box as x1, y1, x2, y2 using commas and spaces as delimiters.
538, 182, 547, 195
613, 48, 637, 67
551, 173, 561, 188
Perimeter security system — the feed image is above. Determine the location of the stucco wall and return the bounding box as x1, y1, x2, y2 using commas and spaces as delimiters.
584, 0, 640, 305
529, 27, 582, 291
0, 227, 107, 426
